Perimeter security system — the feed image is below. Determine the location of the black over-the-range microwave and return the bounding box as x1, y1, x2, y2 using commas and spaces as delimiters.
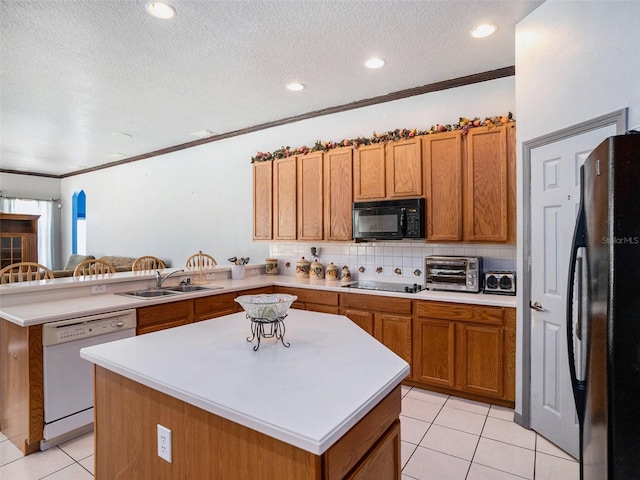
353, 198, 425, 241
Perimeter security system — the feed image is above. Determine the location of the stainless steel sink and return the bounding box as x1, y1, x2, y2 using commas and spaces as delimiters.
119, 289, 181, 299
119, 285, 224, 299
162, 285, 223, 293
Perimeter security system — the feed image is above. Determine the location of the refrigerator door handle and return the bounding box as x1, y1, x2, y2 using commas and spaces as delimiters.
567, 171, 587, 425
576, 254, 583, 341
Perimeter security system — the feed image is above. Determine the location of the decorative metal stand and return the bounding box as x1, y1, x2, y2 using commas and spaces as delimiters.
246, 314, 290, 351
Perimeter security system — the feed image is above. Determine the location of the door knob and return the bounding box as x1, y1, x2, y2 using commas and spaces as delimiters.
529, 301, 545, 312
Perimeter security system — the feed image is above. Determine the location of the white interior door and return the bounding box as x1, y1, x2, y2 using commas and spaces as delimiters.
529, 124, 616, 458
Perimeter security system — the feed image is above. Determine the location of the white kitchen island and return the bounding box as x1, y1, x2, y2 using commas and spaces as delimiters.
80, 309, 409, 479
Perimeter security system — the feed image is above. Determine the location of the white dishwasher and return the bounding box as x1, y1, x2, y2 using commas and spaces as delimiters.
41, 309, 136, 449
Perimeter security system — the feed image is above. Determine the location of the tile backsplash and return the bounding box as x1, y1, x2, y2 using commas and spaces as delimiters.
268, 241, 516, 283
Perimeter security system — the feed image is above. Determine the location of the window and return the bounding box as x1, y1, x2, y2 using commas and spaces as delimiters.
72, 190, 87, 255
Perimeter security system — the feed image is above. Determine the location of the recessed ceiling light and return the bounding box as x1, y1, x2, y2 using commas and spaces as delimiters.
471, 24, 497, 38
112, 132, 132, 139
286, 82, 305, 92
190, 129, 216, 139
146, 2, 176, 19
365, 58, 385, 69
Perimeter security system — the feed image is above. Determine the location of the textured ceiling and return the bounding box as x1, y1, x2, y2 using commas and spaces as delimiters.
0, 0, 541, 177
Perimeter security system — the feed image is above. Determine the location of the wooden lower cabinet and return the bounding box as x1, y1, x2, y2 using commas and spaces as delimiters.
342, 308, 374, 336
94, 367, 401, 479
137, 299, 194, 335
412, 318, 455, 388
275, 286, 340, 314
0, 320, 43, 455
374, 313, 412, 367
412, 300, 515, 405
341, 293, 412, 367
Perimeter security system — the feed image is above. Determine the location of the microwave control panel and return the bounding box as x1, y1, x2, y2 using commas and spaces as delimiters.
405, 207, 422, 237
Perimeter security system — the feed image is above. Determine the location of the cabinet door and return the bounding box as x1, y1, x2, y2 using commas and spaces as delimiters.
465, 126, 509, 242
386, 138, 422, 198
273, 156, 297, 240
374, 313, 412, 366
413, 318, 455, 387
342, 308, 374, 336
252, 161, 273, 240
297, 152, 324, 240
353, 144, 386, 200
423, 132, 463, 241
347, 420, 400, 480
457, 323, 504, 398
324, 148, 353, 240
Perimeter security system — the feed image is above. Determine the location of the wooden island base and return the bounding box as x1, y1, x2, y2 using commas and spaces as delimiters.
94, 367, 401, 480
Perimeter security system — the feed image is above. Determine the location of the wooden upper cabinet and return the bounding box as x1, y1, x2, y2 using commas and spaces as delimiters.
353, 143, 386, 200
297, 152, 324, 241
252, 162, 273, 240
273, 156, 297, 240
465, 126, 509, 242
422, 132, 464, 242
324, 147, 353, 241
386, 138, 422, 198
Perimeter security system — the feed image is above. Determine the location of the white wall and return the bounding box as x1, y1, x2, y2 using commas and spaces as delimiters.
514, 0, 640, 415
60, 76, 515, 268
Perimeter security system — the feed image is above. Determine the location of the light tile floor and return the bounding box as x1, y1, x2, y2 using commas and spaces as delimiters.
0, 386, 579, 480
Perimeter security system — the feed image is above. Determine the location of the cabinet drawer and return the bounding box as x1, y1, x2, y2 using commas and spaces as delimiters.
137, 299, 194, 327
277, 287, 339, 306
195, 292, 240, 320
342, 293, 412, 315
415, 301, 503, 325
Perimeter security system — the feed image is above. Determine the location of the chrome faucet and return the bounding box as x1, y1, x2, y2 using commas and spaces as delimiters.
155, 269, 185, 288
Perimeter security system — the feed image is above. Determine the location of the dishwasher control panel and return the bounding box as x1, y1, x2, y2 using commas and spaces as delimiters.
43, 309, 137, 346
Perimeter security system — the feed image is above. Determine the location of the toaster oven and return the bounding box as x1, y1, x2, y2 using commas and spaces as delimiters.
483, 271, 516, 295
424, 256, 483, 293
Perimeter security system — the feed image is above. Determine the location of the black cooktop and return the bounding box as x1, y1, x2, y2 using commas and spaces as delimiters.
342, 281, 424, 294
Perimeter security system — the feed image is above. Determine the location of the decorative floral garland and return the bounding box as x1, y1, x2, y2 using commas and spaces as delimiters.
251, 113, 514, 163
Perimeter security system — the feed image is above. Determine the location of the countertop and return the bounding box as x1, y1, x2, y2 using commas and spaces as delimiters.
79, 309, 409, 455
0, 272, 516, 327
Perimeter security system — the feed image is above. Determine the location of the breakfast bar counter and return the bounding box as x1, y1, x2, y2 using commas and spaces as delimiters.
80, 309, 409, 479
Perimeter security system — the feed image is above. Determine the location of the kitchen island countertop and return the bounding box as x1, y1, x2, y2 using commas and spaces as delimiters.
80, 309, 409, 455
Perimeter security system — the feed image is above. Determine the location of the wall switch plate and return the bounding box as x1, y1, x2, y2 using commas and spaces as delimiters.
91, 284, 107, 294
157, 424, 172, 463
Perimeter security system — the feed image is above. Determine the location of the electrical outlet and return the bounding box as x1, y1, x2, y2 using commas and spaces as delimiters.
91, 284, 106, 294
157, 424, 172, 463
206, 273, 215, 280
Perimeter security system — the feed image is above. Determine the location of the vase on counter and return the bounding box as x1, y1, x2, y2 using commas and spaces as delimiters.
325, 262, 339, 281
265, 258, 279, 275
296, 257, 310, 278
341, 266, 352, 284
310, 259, 324, 279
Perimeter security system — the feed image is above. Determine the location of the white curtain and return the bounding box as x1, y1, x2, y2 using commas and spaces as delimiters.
1, 197, 55, 268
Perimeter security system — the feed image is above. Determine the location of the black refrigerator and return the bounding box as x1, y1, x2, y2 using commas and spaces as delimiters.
567, 132, 640, 479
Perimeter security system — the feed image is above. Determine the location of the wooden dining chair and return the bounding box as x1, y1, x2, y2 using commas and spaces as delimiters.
73, 258, 116, 278
0, 262, 54, 283
131, 255, 166, 272
185, 251, 217, 269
